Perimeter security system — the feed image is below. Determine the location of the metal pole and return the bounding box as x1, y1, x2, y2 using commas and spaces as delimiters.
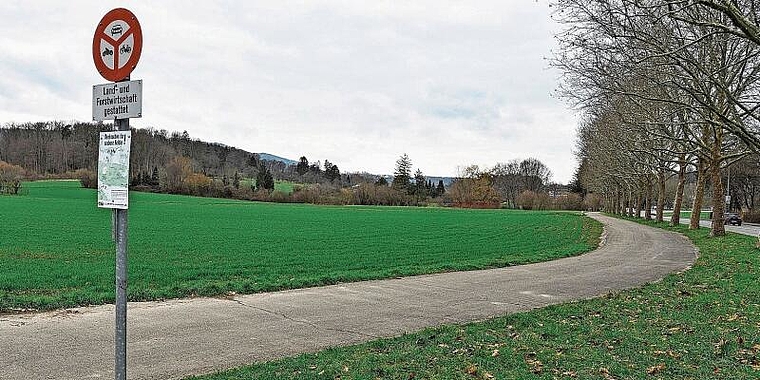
115, 206, 128, 380
726, 166, 730, 211
115, 84, 130, 380
112, 210, 117, 243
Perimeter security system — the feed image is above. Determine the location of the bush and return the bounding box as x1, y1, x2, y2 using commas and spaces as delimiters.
448, 177, 500, 209
742, 209, 760, 223
517, 190, 551, 210
185, 173, 213, 196
584, 193, 603, 211
268, 190, 291, 203
76, 169, 97, 189
554, 193, 585, 210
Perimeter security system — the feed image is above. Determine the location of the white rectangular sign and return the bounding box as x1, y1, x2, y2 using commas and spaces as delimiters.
92, 80, 142, 121
98, 131, 131, 209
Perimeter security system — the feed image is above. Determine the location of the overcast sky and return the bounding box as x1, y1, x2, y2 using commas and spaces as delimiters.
0, 1, 579, 183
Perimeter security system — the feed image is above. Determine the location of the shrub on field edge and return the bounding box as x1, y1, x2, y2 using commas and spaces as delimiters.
517, 190, 552, 210
77, 169, 97, 189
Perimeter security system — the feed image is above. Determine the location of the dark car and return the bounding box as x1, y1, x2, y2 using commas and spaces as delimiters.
724, 213, 742, 226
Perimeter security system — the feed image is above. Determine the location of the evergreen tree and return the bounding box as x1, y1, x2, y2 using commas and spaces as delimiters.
151, 166, 159, 187
255, 165, 275, 191
436, 180, 445, 196
296, 156, 309, 176
132, 172, 142, 187
375, 177, 388, 186
413, 169, 426, 196
324, 160, 340, 182
247, 154, 259, 168
233, 171, 240, 189
392, 153, 412, 192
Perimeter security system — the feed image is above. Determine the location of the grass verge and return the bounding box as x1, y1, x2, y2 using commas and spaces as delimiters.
0, 181, 600, 312
189, 218, 759, 380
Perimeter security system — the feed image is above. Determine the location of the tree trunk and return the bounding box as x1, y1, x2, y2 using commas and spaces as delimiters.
670, 155, 686, 226
617, 190, 624, 215
710, 144, 726, 237
690, 159, 706, 230
656, 170, 666, 223
635, 192, 643, 219
644, 181, 653, 220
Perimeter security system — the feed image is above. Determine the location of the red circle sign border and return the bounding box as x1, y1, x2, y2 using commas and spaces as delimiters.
92, 8, 143, 82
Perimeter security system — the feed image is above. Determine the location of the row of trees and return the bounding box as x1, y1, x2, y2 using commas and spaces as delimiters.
294, 156, 342, 184
553, 0, 760, 236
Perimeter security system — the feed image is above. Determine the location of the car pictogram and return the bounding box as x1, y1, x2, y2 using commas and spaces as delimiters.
111, 25, 123, 37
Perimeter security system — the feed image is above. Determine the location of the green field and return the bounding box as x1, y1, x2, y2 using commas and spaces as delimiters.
0, 181, 601, 312
191, 218, 760, 380
663, 210, 712, 220
240, 178, 296, 194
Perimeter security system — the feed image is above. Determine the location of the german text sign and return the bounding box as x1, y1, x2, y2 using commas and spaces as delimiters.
92, 8, 143, 82
98, 131, 132, 209
93, 80, 142, 121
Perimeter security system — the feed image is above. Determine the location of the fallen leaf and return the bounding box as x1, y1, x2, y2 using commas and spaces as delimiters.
526, 359, 543, 374
492, 349, 500, 357
465, 363, 478, 375
647, 363, 666, 375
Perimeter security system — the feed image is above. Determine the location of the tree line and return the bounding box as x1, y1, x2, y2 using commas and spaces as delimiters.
1, 121, 575, 209
552, 0, 760, 236
0, 122, 344, 198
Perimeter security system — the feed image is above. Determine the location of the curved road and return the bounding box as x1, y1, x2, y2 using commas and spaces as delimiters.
0, 213, 697, 380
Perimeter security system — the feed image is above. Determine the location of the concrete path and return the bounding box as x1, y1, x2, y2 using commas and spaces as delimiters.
0, 213, 697, 380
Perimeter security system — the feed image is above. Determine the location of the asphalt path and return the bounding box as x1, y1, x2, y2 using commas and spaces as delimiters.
0, 213, 697, 380
678, 218, 760, 236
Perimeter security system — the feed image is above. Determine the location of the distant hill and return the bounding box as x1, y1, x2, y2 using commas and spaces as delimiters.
258, 153, 297, 166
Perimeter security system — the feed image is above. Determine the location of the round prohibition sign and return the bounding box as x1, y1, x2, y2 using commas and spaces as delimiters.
92, 8, 143, 82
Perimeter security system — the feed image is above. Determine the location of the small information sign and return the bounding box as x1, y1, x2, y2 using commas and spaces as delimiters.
97, 130, 132, 209
93, 80, 142, 121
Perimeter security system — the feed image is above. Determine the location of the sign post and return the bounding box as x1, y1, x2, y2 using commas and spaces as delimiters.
92, 8, 143, 380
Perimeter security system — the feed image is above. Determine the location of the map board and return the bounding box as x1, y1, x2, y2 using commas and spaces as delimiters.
98, 131, 132, 209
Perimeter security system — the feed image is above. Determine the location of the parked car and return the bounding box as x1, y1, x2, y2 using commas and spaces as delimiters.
724, 213, 743, 226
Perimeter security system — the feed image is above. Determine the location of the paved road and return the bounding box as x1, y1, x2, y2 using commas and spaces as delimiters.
0, 213, 697, 380
679, 219, 760, 236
